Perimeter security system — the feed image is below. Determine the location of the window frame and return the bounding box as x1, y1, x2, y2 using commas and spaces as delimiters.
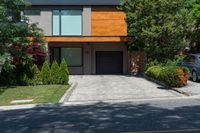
52, 9, 83, 36
50, 47, 83, 67
23, 9, 41, 16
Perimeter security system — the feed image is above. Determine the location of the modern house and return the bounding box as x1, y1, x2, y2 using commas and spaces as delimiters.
24, 0, 134, 75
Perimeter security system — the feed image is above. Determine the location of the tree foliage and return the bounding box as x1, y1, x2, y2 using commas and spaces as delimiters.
26, 43, 47, 66
192, 1, 200, 25
0, 0, 47, 84
191, 0, 200, 47
0, 0, 46, 67
120, 0, 194, 62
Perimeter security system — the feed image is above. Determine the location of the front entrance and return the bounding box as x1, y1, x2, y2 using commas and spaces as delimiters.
96, 51, 123, 74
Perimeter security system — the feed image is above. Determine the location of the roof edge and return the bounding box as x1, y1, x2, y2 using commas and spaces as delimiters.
27, 0, 121, 6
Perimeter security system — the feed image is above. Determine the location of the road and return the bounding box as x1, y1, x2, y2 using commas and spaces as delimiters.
1, 97, 200, 133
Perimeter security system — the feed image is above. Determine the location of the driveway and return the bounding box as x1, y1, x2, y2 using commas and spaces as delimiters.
175, 81, 200, 96
66, 75, 181, 103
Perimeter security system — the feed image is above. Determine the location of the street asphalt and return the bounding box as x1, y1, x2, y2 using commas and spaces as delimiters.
1, 97, 200, 133
0, 75, 199, 133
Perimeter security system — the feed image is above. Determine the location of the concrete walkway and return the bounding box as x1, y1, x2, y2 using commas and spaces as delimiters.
66, 75, 182, 103
175, 81, 200, 96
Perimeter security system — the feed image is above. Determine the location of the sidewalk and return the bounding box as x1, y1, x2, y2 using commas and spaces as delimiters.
174, 81, 200, 96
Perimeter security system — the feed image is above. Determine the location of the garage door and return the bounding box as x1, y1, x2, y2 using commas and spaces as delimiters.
96, 51, 123, 74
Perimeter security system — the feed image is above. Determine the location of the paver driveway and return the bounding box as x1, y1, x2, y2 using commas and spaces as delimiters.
67, 75, 181, 102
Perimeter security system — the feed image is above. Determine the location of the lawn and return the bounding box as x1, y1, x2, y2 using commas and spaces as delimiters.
0, 85, 69, 106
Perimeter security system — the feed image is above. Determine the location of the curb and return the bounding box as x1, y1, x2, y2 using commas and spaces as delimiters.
59, 82, 78, 103
144, 75, 190, 96
172, 88, 190, 96
0, 103, 65, 111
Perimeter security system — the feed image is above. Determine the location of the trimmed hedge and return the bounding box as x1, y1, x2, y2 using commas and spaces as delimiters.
145, 66, 189, 87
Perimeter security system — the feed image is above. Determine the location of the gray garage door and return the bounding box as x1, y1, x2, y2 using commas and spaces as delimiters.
96, 51, 123, 74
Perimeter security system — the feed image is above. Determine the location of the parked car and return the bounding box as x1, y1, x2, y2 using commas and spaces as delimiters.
178, 54, 200, 82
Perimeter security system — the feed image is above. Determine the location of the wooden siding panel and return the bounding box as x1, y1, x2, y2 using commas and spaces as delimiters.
92, 20, 127, 36
91, 6, 127, 36
92, 12, 126, 20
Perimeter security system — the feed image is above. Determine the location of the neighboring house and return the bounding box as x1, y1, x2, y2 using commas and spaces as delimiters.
24, 0, 134, 75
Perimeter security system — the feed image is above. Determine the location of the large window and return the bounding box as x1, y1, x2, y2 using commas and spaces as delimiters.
53, 10, 82, 36
53, 10, 60, 36
51, 47, 82, 67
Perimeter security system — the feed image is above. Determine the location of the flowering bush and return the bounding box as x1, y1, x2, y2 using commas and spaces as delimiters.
145, 66, 189, 87
177, 67, 190, 86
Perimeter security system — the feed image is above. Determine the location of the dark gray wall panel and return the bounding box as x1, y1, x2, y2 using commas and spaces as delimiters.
27, 0, 120, 6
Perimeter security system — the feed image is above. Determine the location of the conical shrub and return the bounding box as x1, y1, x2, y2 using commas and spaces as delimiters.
51, 61, 60, 84
30, 64, 42, 85
59, 59, 69, 85
41, 61, 51, 84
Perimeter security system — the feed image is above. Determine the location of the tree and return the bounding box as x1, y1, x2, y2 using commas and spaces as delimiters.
26, 42, 47, 66
0, 0, 46, 84
0, 0, 46, 67
120, 0, 194, 62
59, 59, 69, 85
1, 0, 28, 55
190, 0, 200, 52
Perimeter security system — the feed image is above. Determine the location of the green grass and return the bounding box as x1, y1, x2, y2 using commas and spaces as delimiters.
0, 85, 69, 106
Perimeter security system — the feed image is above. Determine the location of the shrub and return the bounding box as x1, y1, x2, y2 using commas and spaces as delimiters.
59, 59, 69, 85
145, 59, 162, 70
41, 61, 51, 85
145, 66, 162, 79
146, 55, 186, 70
50, 61, 60, 84
177, 67, 190, 86
15, 64, 33, 85
158, 66, 181, 87
0, 64, 16, 86
28, 64, 42, 86
145, 65, 189, 87
0, 62, 35, 86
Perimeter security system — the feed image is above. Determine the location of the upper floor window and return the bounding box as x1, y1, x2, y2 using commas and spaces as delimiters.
53, 10, 82, 36
24, 10, 41, 16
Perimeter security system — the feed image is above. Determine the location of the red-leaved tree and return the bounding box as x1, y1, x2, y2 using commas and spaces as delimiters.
26, 43, 47, 66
